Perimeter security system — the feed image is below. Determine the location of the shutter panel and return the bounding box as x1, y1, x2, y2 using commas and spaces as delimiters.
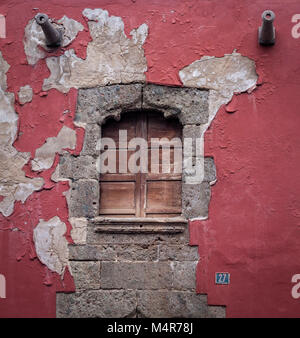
99, 110, 182, 218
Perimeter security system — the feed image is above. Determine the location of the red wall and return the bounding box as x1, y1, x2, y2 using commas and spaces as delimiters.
0, 0, 300, 317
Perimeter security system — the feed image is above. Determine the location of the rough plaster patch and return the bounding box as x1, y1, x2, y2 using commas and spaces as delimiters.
33, 216, 70, 275
179, 52, 258, 126
179, 53, 258, 218
69, 218, 87, 245
18, 85, 33, 105
42, 8, 148, 93
0, 52, 43, 217
32, 126, 76, 171
23, 16, 84, 66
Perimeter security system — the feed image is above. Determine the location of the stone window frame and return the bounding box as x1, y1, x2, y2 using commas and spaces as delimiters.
58, 83, 216, 234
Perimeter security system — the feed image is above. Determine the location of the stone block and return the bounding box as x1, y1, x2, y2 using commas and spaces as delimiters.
182, 182, 211, 219
207, 306, 226, 318
68, 179, 99, 218
56, 290, 137, 318
86, 224, 190, 245
81, 123, 101, 156
116, 244, 158, 261
183, 157, 216, 184
69, 244, 117, 261
143, 84, 209, 125
172, 261, 197, 290
59, 154, 98, 180
136, 291, 209, 318
97, 84, 142, 116
159, 245, 199, 261
75, 87, 101, 124
101, 262, 173, 290
70, 261, 100, 290
76, 84, 143, 125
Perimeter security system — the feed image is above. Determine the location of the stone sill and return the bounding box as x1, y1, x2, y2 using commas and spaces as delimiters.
91, 217, 188, 234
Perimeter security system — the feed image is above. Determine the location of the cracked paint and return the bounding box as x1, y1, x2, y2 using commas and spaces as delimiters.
33, 216, 70, 275
42, 8, 148, 93
0, 52, 43, 217
0, 0, 298, 319
31, 125, 77, 171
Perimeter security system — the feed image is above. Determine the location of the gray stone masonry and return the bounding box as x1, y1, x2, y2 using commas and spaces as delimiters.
57, 83, 225, 318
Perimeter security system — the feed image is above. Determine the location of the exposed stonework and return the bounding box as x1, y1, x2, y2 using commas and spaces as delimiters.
0, 52, 43, 217
42, 9, 148, 93
57, 290, 225, 318
54, 83, 214, 220
182, 182, 211, 220
31, 126, 76, 171
18, 85, 33, 105
143, 84, 209, 125
33, 216, 70, 276
23, 16, 84, 65
57, 290, 137, 318
56, 83, 225, 318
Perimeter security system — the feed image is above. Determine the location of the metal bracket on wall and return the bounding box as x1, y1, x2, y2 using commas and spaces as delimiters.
258, 10, 276, 46
35, 13, 62, 48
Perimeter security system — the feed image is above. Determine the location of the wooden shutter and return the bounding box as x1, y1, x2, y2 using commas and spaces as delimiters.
99, 110, 182, 218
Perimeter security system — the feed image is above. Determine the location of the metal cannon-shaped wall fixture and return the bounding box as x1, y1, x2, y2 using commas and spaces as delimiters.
35, 13, 62, 48
259, 10, 276, 45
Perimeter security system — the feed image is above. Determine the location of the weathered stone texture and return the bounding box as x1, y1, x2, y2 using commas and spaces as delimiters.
143, 84, 209, 125
137, 291, 209, 318
69, 244, 117, 261
117, 244, 158, 261
56, 290, 137, 318
68, 179, 99, 218
182, 182, 211, 219
101, 262, 173, 290
56, 82, 225, 317
86, 224, 190, 245
70, 261, 100, 290
158, 244, 199, 261
172, 261, 198, 290
81, 124, 101, 156
75, 84, 143, 125
58, 154, 98, 180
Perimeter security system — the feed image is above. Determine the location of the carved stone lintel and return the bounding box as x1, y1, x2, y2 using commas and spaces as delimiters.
91, 217, 188, 234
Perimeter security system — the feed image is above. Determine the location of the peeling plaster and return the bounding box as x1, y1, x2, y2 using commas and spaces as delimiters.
23, 16, 84, 66
69, 217, 87, 245
33, 216, 70, 275
179, 52, 258, 127
0, 52, 43, 217
179, 52, 258, 219
32, 125, 76, 171
18, 85, 33, 105
42, 8, 148, 93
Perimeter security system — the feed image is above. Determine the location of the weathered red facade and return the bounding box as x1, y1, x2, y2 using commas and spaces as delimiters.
0, 0, 300, 317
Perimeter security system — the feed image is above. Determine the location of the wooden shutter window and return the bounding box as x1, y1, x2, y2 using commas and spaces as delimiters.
99, 110, 182, 218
